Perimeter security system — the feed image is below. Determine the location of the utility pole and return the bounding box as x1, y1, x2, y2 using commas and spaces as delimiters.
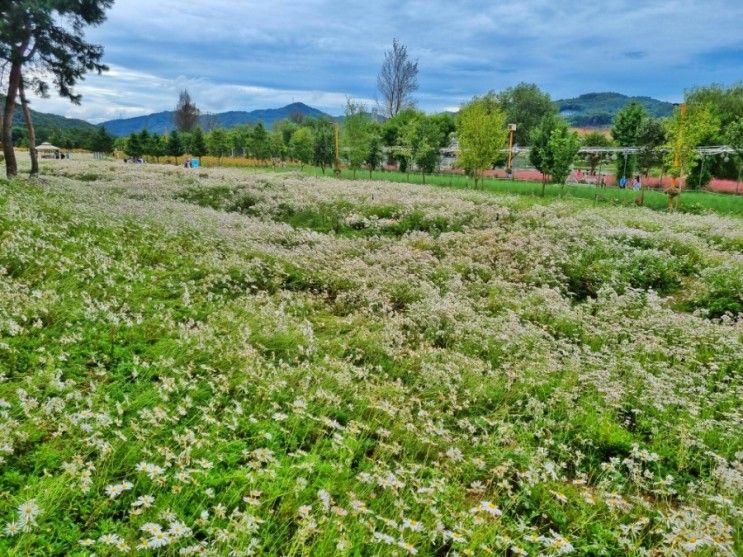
334, 123, 341, 176
507, 124, 517, 179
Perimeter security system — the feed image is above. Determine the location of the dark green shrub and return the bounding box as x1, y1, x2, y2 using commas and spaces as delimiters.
685, 264, 743, 318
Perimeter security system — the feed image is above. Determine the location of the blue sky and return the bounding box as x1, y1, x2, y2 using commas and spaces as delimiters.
28, 0, 743, 123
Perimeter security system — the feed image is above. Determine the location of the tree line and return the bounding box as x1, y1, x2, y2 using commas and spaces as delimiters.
96, 79, 743, 195
3, 17, 741, 193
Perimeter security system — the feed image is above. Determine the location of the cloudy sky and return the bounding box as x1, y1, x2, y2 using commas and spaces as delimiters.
28, 0, 743, 123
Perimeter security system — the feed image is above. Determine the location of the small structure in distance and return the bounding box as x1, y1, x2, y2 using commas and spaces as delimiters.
37, 142, 62, 159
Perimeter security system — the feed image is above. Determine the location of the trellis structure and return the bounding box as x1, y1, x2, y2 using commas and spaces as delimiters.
505, 145, 737, 156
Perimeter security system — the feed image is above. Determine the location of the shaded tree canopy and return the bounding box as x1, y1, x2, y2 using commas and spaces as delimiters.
495, 83, 554, 146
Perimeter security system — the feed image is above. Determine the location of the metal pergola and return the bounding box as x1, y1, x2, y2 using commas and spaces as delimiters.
506, 145, 737, 156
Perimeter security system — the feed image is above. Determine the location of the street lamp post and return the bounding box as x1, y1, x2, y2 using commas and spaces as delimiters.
507, 124, 517, 179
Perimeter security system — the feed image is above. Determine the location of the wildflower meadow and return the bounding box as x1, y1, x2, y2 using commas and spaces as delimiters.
0, 160, 741, 556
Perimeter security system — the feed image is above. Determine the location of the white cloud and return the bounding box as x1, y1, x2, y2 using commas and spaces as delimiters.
24, 0, 743, 121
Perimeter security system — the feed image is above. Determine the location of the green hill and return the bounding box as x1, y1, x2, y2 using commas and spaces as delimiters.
4, 101, 97, 132
554, 92, 674, 127
101, 102, 334, 136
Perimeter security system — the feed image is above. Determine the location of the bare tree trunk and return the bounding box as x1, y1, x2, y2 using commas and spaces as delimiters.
19, 78, 38, 177
2, 62, 22, 178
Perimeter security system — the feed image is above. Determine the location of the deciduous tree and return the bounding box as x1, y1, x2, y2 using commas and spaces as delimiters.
252, 123, 270, 160
367, 134, 383, 178
343, 99, 372, 178
495, 83, 554, 146
456, 96, 507, 188
289, 127, 314, 169
664, 103, 719, 198
611, 102, 647, 179
312, 121, 335, 174
725, 118, 743, 193
529, 113, 562, 184
547, 127, 581, 187
636, 118, 666, 177
580, 131, 612, 175
173, 90, 200, 133
377, 39, 419, 118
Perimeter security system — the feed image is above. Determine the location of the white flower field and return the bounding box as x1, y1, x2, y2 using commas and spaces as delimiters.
0, 160, 741, 555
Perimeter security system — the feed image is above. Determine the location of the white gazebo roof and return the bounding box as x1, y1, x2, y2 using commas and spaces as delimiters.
37, 142, 60, 151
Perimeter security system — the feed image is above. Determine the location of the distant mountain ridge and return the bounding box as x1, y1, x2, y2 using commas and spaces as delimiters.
100, 102, 333, 136
554, 92, 674, 127
1, 96, 97, 132
8, 92, 677, 137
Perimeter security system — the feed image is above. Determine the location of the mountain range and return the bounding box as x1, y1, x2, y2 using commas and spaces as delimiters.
4, 98, 98, 133
100, 102, 332, 136
9, 93, 678, 136
554, 92, 674, 126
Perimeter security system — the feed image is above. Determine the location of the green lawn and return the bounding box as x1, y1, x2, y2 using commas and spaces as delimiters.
298, 166, 743, 217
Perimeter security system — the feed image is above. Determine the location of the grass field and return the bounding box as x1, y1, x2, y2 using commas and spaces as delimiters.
300, 167, 743, 218
0, 160, 741, 555
199, 158, 743, 217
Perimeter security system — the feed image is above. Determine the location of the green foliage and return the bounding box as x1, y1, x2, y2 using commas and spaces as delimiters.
686, 85, 743, 180
312, 121, 335, 173
399, 115, 443, 177
580, 131, 613, 174
366, 134, 383, 176
611, 102, 647, 178
664, 104, 720, 183
166, 130, 185, 161
289, 127, 314, 168
636, 118, 666, 176
274, 119, 298, 147
555, 92, 674, 126
206, 128, 229, 159
547, 127, 580, 184
684, 263, 743, 318
343, 99, 372, 177
495, 82, 554, 146
457, 96, 508, 186
529, 113, 565, 180
268, 130, 286, 160
90, 126, 114, 154
1, 0, 113, 176
1, 165, 741, 555
124, 133, 142, 159
189, 127, 207, 161
149, 134, 166, 160
726, 117, 743, 155
686, 84, 743, 130
252, 123, 270, 160
138, 129, 151, 157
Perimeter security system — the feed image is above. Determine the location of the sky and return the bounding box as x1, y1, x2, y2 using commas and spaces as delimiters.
27, 0, 743, 123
